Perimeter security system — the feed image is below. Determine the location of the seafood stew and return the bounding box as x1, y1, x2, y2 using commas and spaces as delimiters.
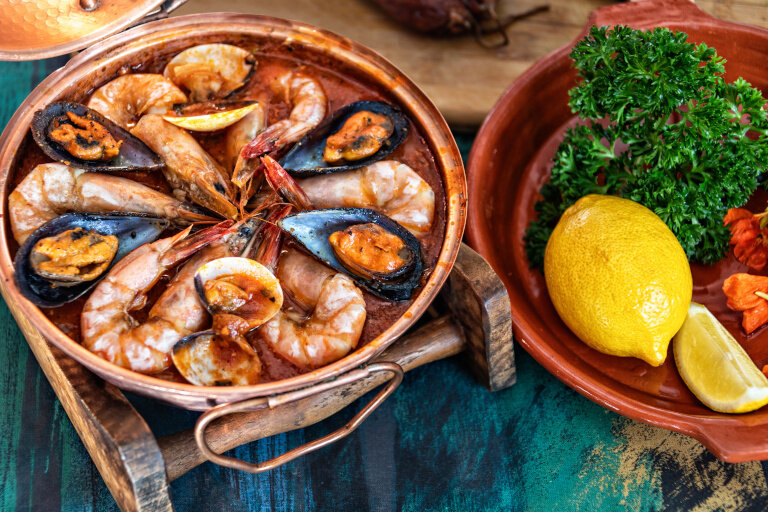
6, 37, 448, 387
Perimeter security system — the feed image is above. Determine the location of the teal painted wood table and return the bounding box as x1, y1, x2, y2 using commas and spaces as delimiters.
3, 59, 768, 512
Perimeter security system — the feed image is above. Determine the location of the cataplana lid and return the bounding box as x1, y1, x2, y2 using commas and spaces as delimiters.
0, 0, 185, 61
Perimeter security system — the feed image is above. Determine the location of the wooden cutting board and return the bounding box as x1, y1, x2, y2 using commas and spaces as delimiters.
176, 0, 767, 127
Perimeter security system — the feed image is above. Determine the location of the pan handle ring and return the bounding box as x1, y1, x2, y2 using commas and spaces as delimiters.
193, 362, 404, 473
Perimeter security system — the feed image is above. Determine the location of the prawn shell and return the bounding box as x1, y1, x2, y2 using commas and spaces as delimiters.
278, 207, 423, 301
31, 102, 163, 172
13, 213, 170, 308
172, 330, 262, 386
279, 101, 409, 177
193, 256, 284, 323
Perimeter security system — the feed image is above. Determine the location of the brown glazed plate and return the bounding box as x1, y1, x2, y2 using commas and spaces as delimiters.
0, 13, 466, 411
466, 0, 768, 462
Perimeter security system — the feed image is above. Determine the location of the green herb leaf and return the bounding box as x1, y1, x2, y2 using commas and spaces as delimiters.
525, 25, 768, 269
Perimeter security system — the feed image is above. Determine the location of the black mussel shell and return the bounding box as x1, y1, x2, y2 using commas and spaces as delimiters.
14, 213, 170, 308
31, 102, 163, 172
278, 208, 423, 301
279, 101, 409, 177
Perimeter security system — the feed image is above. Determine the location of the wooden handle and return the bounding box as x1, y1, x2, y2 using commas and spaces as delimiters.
159, 314, 465, 481
2, 307, 174, 512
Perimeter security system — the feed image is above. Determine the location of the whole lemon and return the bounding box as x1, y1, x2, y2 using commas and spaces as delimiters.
544, 194, 692, 366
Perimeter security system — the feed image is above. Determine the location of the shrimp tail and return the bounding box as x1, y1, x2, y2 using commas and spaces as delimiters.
248, 204, 292, 271
240, 125, 279, 160
161, 219, 235, 267
261, 155, 313, 211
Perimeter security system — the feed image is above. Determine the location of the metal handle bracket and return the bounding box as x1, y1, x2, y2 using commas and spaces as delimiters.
193, 362, 404, 473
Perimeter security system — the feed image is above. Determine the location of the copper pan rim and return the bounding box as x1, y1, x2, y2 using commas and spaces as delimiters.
0, 13, 466, 410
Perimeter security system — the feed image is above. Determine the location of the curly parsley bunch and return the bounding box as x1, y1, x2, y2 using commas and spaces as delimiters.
525, 25, 768, 269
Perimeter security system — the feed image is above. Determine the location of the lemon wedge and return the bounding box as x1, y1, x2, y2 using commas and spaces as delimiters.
673, 302, 768, 413
162, 103, 259, 132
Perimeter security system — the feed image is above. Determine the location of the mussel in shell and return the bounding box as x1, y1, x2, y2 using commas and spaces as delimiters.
31, 102, 163, 172
172, 330, 262, 386
164, 43, 255, 102
193, 256, 284, 326
278, 208, 423, 301
14, 213, 170, 307
279, 101, 409, 177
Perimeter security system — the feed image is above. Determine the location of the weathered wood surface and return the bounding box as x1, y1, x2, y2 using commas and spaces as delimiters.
175, 0, 768, 127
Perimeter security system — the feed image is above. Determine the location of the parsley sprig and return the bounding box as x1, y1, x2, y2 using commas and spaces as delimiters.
524, 25, 768, 269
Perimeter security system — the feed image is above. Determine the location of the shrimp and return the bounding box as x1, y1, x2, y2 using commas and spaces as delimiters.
298, 160, 435, 238
81, 222, 233, 373
232, 71, 327, 188
255, 249, 366, 369
225, 103, 266, 173
86, 74, 187, 129
131, 114, 238, 219
164, 43, 254, 102
8, 163, 213, 244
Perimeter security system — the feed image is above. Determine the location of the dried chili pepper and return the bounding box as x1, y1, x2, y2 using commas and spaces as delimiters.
724, 208, 768, 271
370, 0, 549, 48
723, 273, 768, 334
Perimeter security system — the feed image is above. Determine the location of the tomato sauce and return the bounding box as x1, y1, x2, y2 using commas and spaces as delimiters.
8, 49, 447, 384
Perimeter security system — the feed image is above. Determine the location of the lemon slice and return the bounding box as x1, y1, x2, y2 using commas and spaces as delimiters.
673, 302, 768, 413
162, 103, 259, 132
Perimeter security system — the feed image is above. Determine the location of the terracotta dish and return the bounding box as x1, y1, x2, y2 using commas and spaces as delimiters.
0, 13, 466, 410
467, 0, 768, 462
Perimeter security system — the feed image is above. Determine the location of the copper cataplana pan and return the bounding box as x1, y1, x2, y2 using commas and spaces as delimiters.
0, 13, 466, 418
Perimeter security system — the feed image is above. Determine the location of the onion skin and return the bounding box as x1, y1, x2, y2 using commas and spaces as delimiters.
370, 0, 496, 35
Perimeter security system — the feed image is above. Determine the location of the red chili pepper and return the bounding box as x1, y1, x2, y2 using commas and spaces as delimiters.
724, 208, 768, 271
723, 273, 768, 334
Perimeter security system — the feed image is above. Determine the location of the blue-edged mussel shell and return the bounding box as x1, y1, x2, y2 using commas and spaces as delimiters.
31, 102, 163, 172
14, 213, 170, 308
279, 101, 409, 177
278, 208, 423, 301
